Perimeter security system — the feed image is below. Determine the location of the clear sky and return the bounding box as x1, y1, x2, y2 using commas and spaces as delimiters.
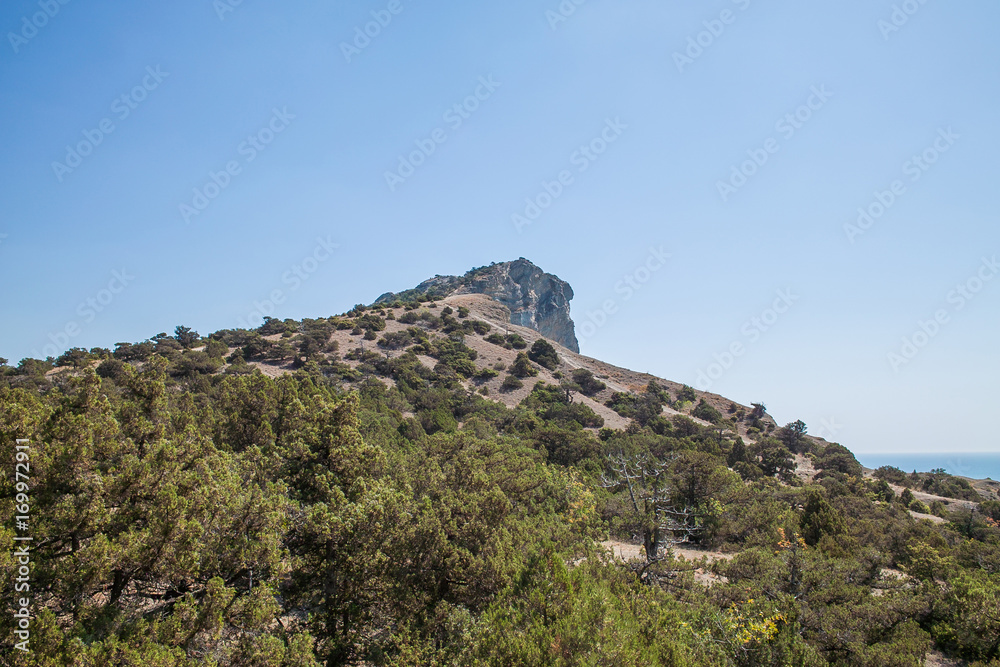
2, 0, 998, 456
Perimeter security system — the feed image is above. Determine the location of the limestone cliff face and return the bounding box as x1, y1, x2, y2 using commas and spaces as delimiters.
375, 259, 580, 352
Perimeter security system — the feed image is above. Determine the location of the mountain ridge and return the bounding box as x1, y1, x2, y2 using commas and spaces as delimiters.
374, 258, 580, 352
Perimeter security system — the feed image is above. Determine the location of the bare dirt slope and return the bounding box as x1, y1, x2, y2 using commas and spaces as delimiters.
446, 294, 754, 435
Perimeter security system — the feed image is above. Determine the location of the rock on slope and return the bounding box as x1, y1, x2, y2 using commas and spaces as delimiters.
375, 258, 580, 352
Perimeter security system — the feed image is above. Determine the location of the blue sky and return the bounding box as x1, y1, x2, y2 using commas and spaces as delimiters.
2, 0, 998, 457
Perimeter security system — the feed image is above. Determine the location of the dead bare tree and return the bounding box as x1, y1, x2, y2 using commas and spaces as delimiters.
602, 450, 703, 585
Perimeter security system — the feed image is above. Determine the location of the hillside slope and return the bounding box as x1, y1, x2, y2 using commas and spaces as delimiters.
3, 262, 999, 666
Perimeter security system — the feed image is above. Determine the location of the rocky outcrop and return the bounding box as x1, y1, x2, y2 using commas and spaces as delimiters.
374, 259, 580, 352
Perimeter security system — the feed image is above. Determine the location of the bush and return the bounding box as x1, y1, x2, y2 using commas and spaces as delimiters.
95, 358, 126, 380
570, 369, 606, 396
528, 339, 560, 371
474, 367, 499, 381
501, 375, 523, 392
420, 406, 457, 435
692, 399, 724, 425
929, 500, 949, 518
815, 443, 863, 478
543, 403, 604, 429
677, 385, 697, 403
510, 352, 538, 379
258, 316, 293, 336
506, 333, 527, 349
801, 491, 845, 545
468, 320, 490, 335
875, 466, 910, 486
378, 331, 413, 350
357, 314, 386, 332
174, 325, 200, 347
204, 338, 229, 358
777, 420, 809, 453
114, 341, 155, 362
733, 460, 764, 482
55, 348, 92, 368
169, 350, 223, 378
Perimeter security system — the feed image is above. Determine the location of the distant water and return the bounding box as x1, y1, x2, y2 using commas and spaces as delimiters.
856, 453, 1000, 481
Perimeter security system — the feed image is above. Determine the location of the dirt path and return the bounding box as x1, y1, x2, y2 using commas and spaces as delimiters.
924, 649, 963, 667
886, 483, 979, 511
602, 540, 733, 564
601, 540, 732, 586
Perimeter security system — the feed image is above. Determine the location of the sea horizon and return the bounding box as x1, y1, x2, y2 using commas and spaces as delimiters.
856, 452, 1000, 482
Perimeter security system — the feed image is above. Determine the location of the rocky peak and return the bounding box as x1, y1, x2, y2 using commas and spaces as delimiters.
374, 259, 580, 352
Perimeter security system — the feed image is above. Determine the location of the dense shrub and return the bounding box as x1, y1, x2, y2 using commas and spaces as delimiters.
501, 375, 523, 392
527, 339, 560, 370
692, 399, 724, 425
378, 331, 413, 350
510, 352, 538, 379
570, 368, 606, 396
